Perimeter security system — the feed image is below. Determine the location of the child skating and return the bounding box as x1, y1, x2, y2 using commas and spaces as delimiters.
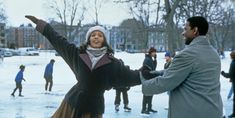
11, 65, 26, 97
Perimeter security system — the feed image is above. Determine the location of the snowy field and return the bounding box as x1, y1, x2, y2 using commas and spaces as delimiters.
0, 51, 233, 118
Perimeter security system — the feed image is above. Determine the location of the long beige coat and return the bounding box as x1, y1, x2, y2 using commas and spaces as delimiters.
141, 36, 223, 118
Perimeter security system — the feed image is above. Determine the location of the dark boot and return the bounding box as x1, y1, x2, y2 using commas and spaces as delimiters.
142, 97, 147, 114
115, 104, 119, 112
11, 88, 17, 97
141, 110, 150, 114
124, 104, 131, 112
11, 93, 15, 97
19, 92, 24, 97
147, 100, 157, 113
148, 105, 158, 113
148, 109, 157, 113
19, 94, 24, 97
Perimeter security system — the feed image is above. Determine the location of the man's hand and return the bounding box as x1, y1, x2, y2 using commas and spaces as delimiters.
221, 71, 225, 76
25, 15, 39, 24
154, 54, 157, 60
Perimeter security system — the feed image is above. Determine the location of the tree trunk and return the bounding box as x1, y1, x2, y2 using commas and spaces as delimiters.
164, 0, 181, 55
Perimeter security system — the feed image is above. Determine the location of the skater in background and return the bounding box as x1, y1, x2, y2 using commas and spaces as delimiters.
44, 59, 55, 92
141, 47, 158, 114
163, 52, 172, 110
25, 15, 140, 118
114, 86, 131, 112
221, 51, 235, 118
164, 52, 172, 70
11, 65, 26, 97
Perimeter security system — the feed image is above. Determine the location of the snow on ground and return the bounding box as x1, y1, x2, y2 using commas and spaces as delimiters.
0, 51, 233, 118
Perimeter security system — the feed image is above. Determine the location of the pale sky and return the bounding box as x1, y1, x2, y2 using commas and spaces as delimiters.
3, 0, 132, 27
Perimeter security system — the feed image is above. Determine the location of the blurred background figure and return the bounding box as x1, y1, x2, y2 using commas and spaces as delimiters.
11, 65, 26, 97
221, 51, 235, 118
164, 52, 172, 69
141, 47, 158, 115
114, 86, 131, 112
44, 59, 55, 93
164, 52, 172, 110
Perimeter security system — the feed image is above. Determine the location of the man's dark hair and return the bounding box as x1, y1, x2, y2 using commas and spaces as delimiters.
50, 59, 55, 63
230, 51, 235, 60
187, 16, 208, 35
19, 65, 25, 70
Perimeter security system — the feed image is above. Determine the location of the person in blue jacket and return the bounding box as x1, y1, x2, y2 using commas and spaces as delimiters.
44, 59, 55, 92
11, 65, 26, 97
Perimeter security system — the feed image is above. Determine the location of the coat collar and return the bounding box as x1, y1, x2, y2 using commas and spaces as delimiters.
190, 36, 209, 46
79, 53, 112, 70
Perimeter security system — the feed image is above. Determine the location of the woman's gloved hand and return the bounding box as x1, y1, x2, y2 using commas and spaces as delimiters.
25, 15, 39, 24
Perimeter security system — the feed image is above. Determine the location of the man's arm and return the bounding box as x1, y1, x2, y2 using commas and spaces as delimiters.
141, 52, 194, 95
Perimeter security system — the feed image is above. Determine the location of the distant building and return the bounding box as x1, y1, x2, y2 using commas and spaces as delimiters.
5, 24, 48, 49
148, 26, 166, 52
0, 23, 6, 47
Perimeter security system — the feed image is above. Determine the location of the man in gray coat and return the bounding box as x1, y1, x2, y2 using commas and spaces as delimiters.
141, 16, 223, 118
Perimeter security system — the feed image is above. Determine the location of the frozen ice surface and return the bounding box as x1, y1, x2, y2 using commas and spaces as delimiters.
0, 51, 232, 118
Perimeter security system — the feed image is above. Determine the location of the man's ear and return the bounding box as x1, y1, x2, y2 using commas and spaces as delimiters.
194, 27, 198, 35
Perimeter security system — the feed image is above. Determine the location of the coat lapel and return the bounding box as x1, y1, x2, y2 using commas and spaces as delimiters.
79, 53, 112, 70
79, 53, 92, 70
94, 54, 112, 70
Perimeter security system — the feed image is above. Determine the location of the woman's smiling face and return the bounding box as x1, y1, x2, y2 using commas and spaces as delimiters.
89, 30, 105, 48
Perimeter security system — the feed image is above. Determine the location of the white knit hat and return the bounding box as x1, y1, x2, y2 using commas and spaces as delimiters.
85, 25, 107, 43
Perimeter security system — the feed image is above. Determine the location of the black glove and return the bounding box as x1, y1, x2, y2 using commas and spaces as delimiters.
154, 55, 157, 60
126, 87, 130, 91
25, 15, 39, 24
221, 71, 225, 76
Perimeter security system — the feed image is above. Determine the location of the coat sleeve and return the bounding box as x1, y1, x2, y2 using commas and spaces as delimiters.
36, 20, 79, 72
222, 62, 235, 78
113, 59, 141, 88
141, 51, 194, 94
229, 62, 235, 80
141, 65, 159, 79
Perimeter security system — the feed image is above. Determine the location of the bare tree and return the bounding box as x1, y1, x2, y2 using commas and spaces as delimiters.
86, 0, 108, 25
114, 0, 163, 49
174, 0, 232, 50
0, 1, 7, 23
230, 20, 235, 50
119, 18, 145, 50
45, 0, 86, 40
163, 0, 181, 54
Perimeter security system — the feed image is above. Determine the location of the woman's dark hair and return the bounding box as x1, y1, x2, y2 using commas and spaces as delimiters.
148, 47, 156, 54
230, 51, 235, 60
187, 16, 208, 35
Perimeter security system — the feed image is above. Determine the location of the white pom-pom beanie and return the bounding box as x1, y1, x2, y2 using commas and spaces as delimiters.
85, 25, 107, 43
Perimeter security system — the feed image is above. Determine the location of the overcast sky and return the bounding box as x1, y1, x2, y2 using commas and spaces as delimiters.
3, 0, 132, 27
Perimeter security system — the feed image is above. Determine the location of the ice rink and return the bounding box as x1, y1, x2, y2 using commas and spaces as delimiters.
0, 51, 232, 118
